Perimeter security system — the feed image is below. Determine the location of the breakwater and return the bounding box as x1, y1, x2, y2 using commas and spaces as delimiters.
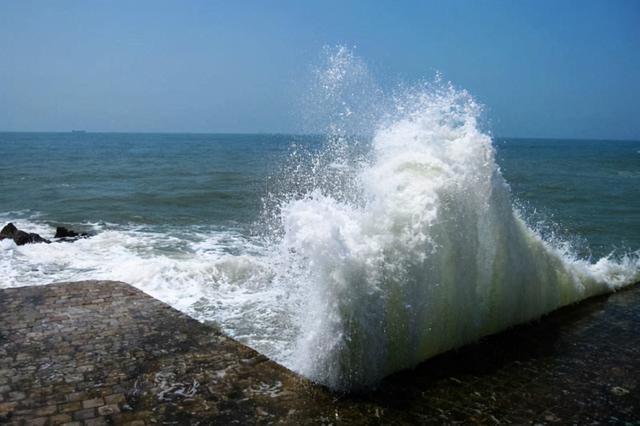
0, 280, 638, 424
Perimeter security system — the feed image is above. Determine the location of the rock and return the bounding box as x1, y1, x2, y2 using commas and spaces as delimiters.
13, 230, 50, 246
1, 222, 89, 245
55, 226, 80, 238
54, 226, 91, 241
1, 222, 50, 245
0, 223, 18, 240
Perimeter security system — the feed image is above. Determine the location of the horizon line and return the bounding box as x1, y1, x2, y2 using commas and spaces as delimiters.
0, 130, 638, 143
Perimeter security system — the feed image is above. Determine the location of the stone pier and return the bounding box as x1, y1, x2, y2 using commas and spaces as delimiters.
0, 280, 638, 425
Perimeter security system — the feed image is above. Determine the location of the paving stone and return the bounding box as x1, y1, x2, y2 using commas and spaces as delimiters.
50, 413, 73, 425
82, 397, 104, 409
8, 391, 26, 401
104, 394, 125, 405
26, 417, 48, 426
84, 417, 108, 426
97, 403, 120, 416
58, 401, 82, 413
72, 407, 95, 420
0, 280, 639, 425
33, 404, 57, 416
0, 401, 17, 421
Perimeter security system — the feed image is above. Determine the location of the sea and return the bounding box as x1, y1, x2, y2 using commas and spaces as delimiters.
1, 133, 638, 258
1, 131, 638, 389
1, 49, 639, 391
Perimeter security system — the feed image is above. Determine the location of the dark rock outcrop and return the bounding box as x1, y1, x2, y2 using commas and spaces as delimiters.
54, 226, 79, 238
54, 226, 91, 241
13, 230, 50, 245
0, 222, 50, 245
0, 222, 94, 245
0, 223, 18, 240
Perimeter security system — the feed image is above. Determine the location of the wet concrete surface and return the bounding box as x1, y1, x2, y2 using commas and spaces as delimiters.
0, 280, 638, 425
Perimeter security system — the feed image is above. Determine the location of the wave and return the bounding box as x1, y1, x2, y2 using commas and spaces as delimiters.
271, 47, 640, 390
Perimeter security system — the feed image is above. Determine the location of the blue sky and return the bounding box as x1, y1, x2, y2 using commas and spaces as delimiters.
1, 0, 638, 139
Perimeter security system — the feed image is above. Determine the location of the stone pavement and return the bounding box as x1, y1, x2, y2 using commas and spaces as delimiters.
0, 281, 332, 425
0, 280, 639, 425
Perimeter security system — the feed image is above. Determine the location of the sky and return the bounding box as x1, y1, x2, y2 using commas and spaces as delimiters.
1, 0, 639, 139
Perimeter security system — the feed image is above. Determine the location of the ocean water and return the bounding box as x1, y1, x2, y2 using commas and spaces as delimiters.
2, 133, 638, 256
1, 50, 639, 391
496, 138, 640, 258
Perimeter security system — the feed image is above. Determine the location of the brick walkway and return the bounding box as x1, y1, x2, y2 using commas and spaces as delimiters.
0, 280, 639, 425
0, 281, 332, 425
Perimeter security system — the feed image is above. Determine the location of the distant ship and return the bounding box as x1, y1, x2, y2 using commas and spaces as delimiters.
71, 130, 87, 134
